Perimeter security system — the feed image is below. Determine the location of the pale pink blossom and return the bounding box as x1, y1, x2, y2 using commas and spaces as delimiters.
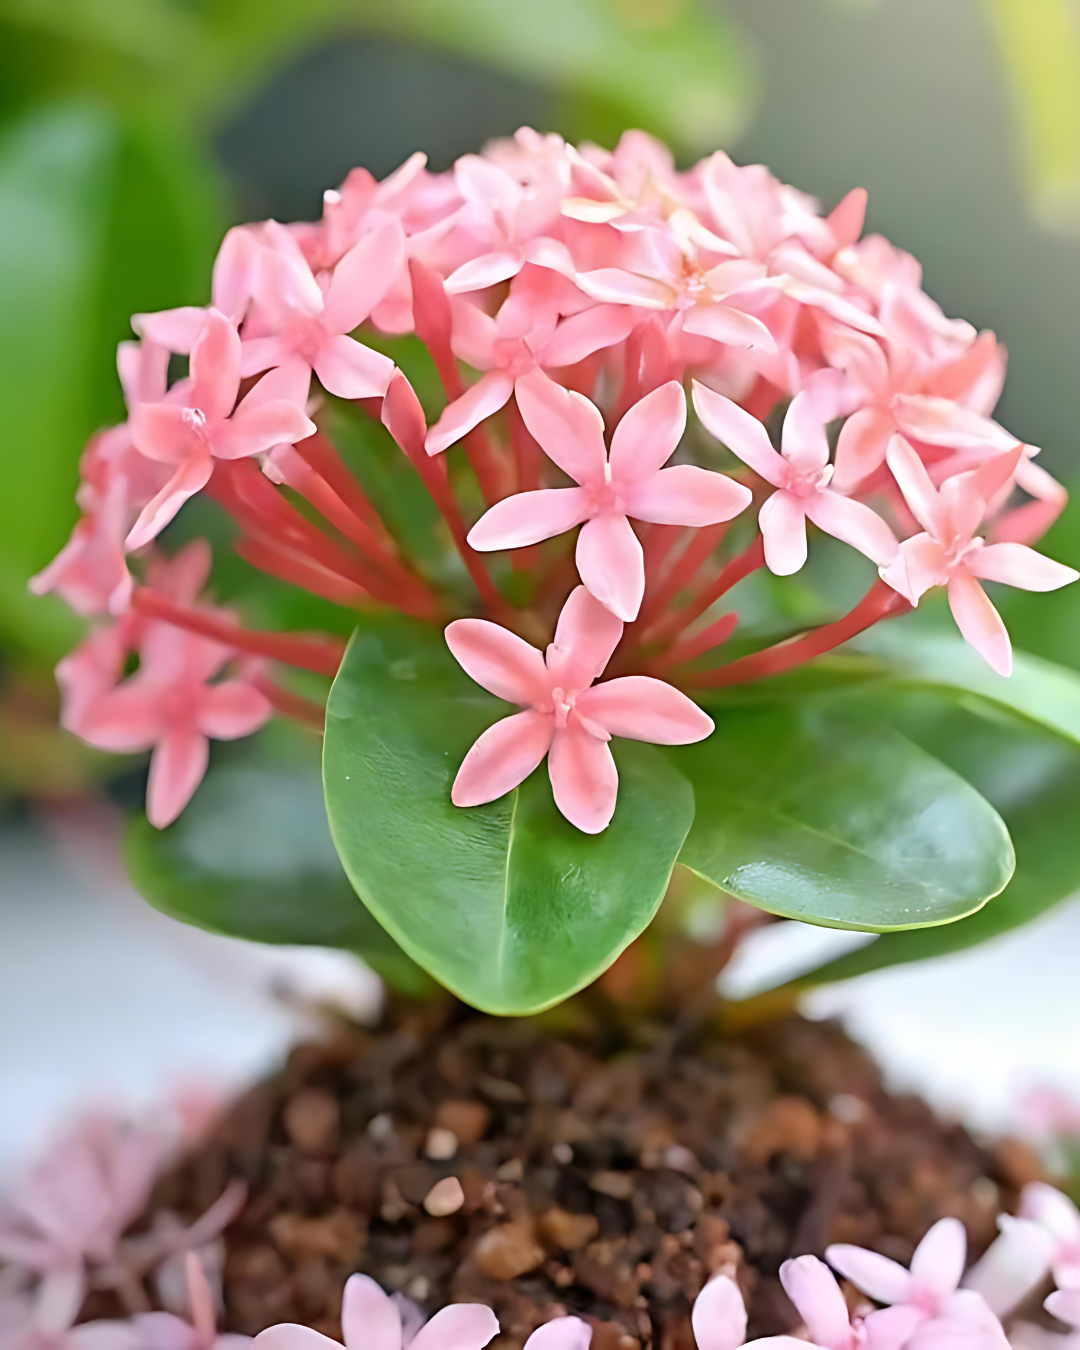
127, 310, 315, 550
252, 1273, 499, 1350
880, 438, 1078, 676
447, 585, 714, 833
468, 376, 750, 620
125, 1255, 250, 1350
72, 614, 271, 828
692, 382, 897, 576
967, 1183, 1080, 1317
237, 217, 403, 398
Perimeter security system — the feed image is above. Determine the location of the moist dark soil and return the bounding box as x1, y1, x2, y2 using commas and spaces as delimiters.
106, 1000, 1047, 1350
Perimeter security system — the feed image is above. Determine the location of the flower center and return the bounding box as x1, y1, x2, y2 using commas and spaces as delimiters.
788, 462, 833, 498
182, 408, 209, 439
492, 337, 535, 378
550, 686, 575, 729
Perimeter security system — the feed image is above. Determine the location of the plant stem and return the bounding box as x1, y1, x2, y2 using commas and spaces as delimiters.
684, 577, 909, 689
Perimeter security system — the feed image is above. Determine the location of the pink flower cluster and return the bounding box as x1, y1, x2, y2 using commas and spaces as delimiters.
34, 128, 1078, 832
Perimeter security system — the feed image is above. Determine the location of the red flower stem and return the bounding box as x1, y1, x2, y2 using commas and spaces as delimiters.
684, 578, 910, 689
641, 524, 684, 598
407, 259, 504, 505
250, 673, 326, 729
647, 534, 765, 648
279, 444, 440, 610
639, 523, 726, 630
131, 588, 346, 676
380, 374, 516, 624
646, 611, 740, 675
294, 431, 392, 540
506, 394, 541, 492
233, 536, 370, 608
209, 461, 436, 617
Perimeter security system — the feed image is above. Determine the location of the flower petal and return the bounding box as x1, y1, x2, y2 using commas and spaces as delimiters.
681, 303, 777, 352
692, 1276, 748, 1350
540, 305, 639, 367
863, 1306, 927, 1350
445, 250, 525, 294
254, 1326, 341, 1350
911, 1218, 967, 1305
146, 728, 210, 828
445, 618, 550, 705
522, 1317, 593, 1350
576, 513, 645, 620
196, 681, 272, 740
575, 268, 676, 309
212, 225, 259, 323
426, 370, 515, 455
886, 435, 944, 536
781, 391, 830, 476
803, 490, 898, 566
833, 407, 895, 492
451, 710, 554, 808
129, 403, 205, 465
76, 685, 166, 753
215, 399, 316, 460
547, 585, 625, 691
879, 533, 949, 606
410, 1304, 500, 1350
622, 465, 752, 527
962, 1218, 1055, 1318
131, 306, 207, 353
125, 456, 214, 551
1020, 1181, 1080, 1241
892, 395, 1018, 452
340, 1273, 402, 1350
576, 676, 713, 744
468, 487, 591, 550
313, 334, 396, 400
609, 381, 686, 482
324, 218, 406, 334
967, 542, 1078, 592
189, 309, 241, 421
548, 722, 619, 834
514, 369, 607, 486
948, 571, 1012, 676
692, 382, 787, 487
239, 333, 293, 378
759, 491, 808, 575
826, 1245, 913, 1306
780, 1256, 852, 1350
1045, 1290, 1080, 1329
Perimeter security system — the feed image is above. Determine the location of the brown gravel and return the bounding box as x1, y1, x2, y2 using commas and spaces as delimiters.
128, 1000, 1045, 1350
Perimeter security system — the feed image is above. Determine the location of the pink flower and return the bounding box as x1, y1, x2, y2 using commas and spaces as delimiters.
967, 1182, 1080, 1318
447, 585, 714, 833
238, 218, 403, 398
880, 438, 1078, 676
692, 382, 898, 576
72, 614, 271, 828
252, 1273, 499, 1350
127, 310, 315, 550
126, 1255, 250, 1350
829, 1218, 968, 1320
468, 376, 750, 620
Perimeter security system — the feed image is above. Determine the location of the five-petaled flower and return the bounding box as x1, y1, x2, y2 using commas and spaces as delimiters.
880, 437, 1078, 675
467, 376, 751, 620
446, 585, 714, 833
692, 381, 898, 576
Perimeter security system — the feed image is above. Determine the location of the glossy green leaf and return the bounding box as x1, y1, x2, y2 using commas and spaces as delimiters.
124, 729, 430, 996
323, 615, 695, 1015
785, 696, 1080, 986
672, 703, 1014, 931
859, 627, 1080, 748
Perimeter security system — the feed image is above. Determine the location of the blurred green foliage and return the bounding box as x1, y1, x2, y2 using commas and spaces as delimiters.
0, 0, 751, 667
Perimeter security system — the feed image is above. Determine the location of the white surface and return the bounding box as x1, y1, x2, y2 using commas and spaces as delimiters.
0, 813, 380, 1177
1, 811, 1079, 1176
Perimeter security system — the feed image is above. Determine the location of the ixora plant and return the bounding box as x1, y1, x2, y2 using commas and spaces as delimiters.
33, 127, 1080, 1015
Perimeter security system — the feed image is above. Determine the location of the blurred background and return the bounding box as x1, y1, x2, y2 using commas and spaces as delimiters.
3, 0, 1080, 1168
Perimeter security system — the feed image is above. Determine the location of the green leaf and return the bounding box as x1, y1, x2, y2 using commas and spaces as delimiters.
672, 702, 1014, 931
124, 728, 431, 997
787, 696, 1080, 986
323, 614, 695, 1015
859, 626, 1080, 748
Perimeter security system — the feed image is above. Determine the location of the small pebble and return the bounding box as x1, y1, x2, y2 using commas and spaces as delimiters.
473, 1221, 545, 1279
425, 1127, 459, 1160
496, 1158, 524, 1181
435, 1100, 491, 1144
423, 1176, 465, 1216
282, 1089, 339, 1154
552, 1142, 573, 1165
590, 1169, 634, 1199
